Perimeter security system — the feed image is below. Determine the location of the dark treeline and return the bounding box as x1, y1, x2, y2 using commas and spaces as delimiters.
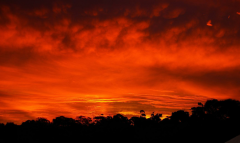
1, 99, 240, 143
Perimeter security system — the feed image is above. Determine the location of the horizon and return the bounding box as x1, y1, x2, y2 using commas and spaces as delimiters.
1, 0, 240, 125
1, 97, 239, 125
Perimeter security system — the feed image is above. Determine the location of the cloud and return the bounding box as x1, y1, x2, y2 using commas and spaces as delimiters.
0, 0, 240, 124
0, 109, 35, 124
207, 20, 212, 26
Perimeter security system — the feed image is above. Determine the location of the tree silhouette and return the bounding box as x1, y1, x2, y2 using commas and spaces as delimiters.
150, 112, 162, 123
219, 99, 240, 121
198, 102, 203, 107
53, 116, 76, 126
111, 114, 130, 127
5, 122, 17, 127
191, 106, 205, 122
0, 123, 4, 127
170, 110, 189, 123
204, 99, 219, 120
21, 120, 36, 127
36, 117, 50, 125
93, 114, 112, 126
76, 116, 92, 126
203, 99, 240, 121
140, 110, 146, 118
1, 99, 240, 143
129, 116, 140, 127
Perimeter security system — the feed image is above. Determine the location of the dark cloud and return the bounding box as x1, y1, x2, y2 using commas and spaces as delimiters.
1, 0, 240, 52
0, 47, 36, 66
0, 109, 35, 124
147, 65, 240, 98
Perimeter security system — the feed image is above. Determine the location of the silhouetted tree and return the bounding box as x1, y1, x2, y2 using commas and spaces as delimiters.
170, 110, 189, 123
198, 102, 203, 107
93, 115, 110, 126
112, 114, 130, 127
204, 99, 219, 121
190, 99, 240, 122
161, 116, 171, 123
150, 112, 162, 123
140, 110, 146, 118
35, 117, 50, 126
76, 116, 92, 126
129, 110, 148, 127
0, 123, 4, 127
2, 99, 240, 143
53, 116, 76, 126
5, 122, 17, 128
129, 116, 140, 126
203, 99, 240, 121
219, 99, 240, 121
191, 106, 205, 122
21, 120, 36, 127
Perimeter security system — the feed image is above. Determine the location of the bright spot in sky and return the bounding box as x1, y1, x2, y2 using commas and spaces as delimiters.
207, 20, 212, 26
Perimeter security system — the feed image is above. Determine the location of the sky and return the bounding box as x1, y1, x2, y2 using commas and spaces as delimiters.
0, 0, 240, 124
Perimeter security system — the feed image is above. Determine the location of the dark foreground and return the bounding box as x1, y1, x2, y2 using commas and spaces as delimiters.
1, 99, 240, 143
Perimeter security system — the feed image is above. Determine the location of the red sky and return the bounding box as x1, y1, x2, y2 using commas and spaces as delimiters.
0, 0, 240, 124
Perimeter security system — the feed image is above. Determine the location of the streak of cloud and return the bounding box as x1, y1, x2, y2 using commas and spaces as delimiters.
0, 0, 240, 124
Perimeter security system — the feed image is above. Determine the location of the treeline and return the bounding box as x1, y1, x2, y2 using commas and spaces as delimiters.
1, 99, 240, 143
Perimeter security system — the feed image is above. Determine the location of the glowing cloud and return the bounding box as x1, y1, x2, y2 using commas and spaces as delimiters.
207, 20, 212, 26
0, 0, 240, 124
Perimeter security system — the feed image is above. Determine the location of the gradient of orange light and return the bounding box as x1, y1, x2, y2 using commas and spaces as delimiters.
1, 2, 240, 124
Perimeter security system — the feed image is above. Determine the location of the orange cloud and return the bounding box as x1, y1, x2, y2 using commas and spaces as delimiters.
207, 20, 212, 26
1, 0, 240, 124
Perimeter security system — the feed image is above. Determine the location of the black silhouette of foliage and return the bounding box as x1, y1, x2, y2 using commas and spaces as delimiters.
21, 120, 36, 126
170, 110, 189, 123
198, 102, 203, 107
140, 109, 146, 118
191, 99, 240, 122
191, 106, 205, 121
112, 114, 129, 125
36, 117, 50, 125
150, 112, 162, 122
5, 122, 17, 127
76, 116, 92, 125
1, 99, 240, 143
53, 116, 76, 126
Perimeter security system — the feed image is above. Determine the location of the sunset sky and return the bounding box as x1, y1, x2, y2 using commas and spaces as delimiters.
1, 0, 240, 124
